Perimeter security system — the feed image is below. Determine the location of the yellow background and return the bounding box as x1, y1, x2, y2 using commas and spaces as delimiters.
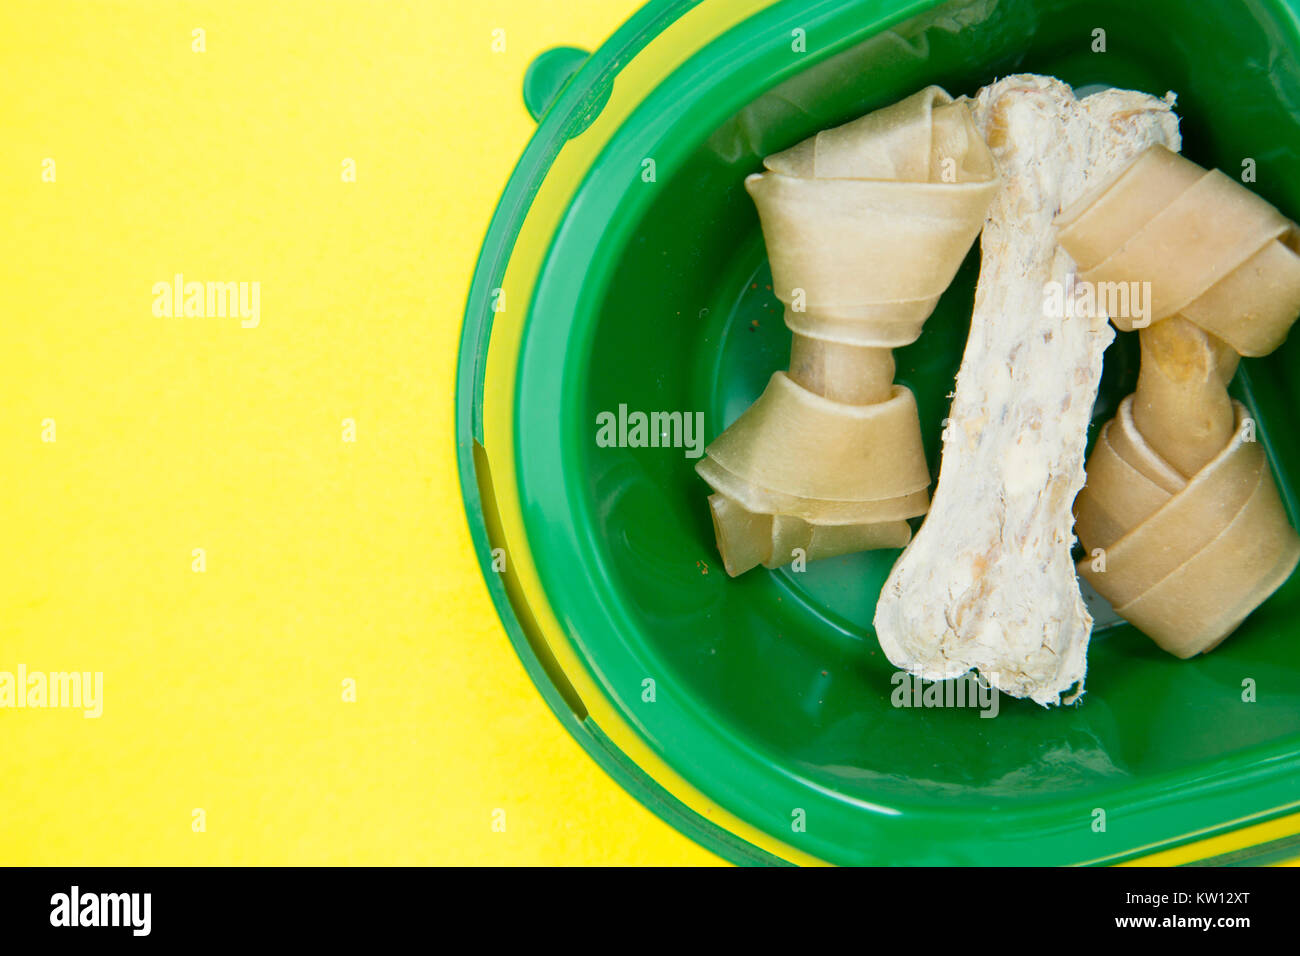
0, 0, 720, 865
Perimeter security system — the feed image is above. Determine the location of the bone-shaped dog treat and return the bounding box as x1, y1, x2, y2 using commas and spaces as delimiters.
1060, 147, 1300, 657
873, 76, 1180, 705
1058, 144, 1300, 355
697, 86, 998, 576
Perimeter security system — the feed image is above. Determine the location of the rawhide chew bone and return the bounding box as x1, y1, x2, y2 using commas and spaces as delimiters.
873, 76, 1180, 705
1057, 144, 1300, 355
697, 86, 998, 576
1059, 147, 1300, 657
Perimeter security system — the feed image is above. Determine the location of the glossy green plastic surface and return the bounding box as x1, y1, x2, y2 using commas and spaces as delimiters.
522, 46, 593, 122
462, 0, 1300, 865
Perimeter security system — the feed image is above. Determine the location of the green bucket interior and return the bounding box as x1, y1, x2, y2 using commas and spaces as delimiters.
508, 0, 1300, 864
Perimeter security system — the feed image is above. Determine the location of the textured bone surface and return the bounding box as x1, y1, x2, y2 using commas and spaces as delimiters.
873, 75, 1180, 705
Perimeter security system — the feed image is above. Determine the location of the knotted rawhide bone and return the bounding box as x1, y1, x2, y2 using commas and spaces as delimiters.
1061, 147, 1300, 657
1057, 143, 1300, 354
696, 86, 998, 576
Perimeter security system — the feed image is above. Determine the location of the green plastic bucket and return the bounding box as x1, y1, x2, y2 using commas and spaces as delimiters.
457, 0, 1300, 865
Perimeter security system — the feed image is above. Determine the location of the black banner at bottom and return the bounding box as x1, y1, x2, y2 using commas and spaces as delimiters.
0, 863, 1290, 941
